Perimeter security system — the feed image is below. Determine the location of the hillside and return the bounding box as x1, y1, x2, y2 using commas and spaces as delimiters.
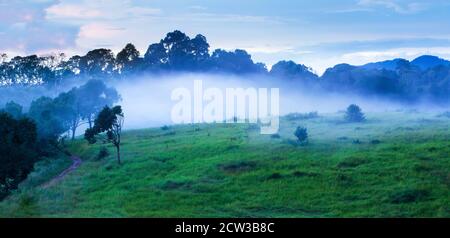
0, 111, 449, 217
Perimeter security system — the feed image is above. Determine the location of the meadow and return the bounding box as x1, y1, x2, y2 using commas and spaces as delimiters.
0, 111, 449, 217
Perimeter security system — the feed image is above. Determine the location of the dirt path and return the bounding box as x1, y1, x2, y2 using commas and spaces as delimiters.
42, 156, 82, 188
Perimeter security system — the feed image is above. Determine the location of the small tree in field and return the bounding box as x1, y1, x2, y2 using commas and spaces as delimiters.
294, 126, 308, 143
85, 106, 124, 164
345, 104, 365, 122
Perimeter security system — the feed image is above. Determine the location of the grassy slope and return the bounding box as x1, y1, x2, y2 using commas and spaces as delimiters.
0, 111, 449, 217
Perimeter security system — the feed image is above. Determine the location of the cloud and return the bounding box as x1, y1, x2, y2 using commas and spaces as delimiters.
358, 0, 426, 14
44, 1, 162, 21
0, 0, 78, 54
45, 4, 103, 19
77, 23, 124, 40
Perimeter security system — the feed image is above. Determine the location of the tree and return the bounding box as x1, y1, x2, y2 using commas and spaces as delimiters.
116, 43, 141, 74
28, 96, 67, 141
53, 88, 82, 140
0, 112, 38, 198
294, 126, 308, 143
345, 104, 365, 122
211, 49, 267, 74
270, 60, 318, 82
143, 31, 211, 71
3, 101, 23, 118
144, 43, 168, 68
79, 49, 116, 77
85, 106, 124, 164
77, 80, 120, 129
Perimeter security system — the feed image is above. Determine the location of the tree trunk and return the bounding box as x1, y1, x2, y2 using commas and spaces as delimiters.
116, 145, 121, 164
71, 127, 76, 140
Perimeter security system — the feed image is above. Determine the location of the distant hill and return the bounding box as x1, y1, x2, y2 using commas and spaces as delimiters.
321, 55, 450, 103
361, 55, 450, 71
411, 55, 450, 70
362, 58, 410, 71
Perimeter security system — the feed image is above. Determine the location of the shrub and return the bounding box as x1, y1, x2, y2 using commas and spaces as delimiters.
271, 134, 281, 139
389, 188, 430, 204
345, 104, 365, 122
161, 125, 170, 130
370, 139, 381, 144
96, 147, 109, 160
294, 126, 308, 143
267, 173, 283, 180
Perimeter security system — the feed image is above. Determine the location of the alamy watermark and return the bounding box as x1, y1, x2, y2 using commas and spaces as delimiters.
171, 80, 279, 134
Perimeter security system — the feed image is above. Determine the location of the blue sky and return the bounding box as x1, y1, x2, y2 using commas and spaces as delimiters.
1, 0, 450, 74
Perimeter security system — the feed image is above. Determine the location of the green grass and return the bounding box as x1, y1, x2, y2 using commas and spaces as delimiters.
0, 111, 449, 217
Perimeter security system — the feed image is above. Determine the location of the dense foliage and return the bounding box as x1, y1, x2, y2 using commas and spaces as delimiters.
28, 80, 120, 141
0, 80, 120, 198
0, 112, 38, 199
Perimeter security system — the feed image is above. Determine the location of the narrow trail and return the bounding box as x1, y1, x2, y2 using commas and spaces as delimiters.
42, 155, 82, 188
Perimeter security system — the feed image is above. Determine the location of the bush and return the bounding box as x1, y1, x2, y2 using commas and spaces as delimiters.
345, 104, 365, 122
294, 126, 308, 143
389, 188, 430, 204
270, 134, 281, 139
161, 125, 170, 130
96, 147, 109, 160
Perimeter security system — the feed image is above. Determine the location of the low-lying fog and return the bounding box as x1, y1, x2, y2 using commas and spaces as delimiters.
113, 73, 446, 130
1, 73, 447, 132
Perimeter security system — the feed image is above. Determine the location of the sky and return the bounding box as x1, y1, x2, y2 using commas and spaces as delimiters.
1, 0, 450, 74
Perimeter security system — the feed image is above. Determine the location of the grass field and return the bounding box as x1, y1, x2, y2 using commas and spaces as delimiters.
0, 111, 449, 217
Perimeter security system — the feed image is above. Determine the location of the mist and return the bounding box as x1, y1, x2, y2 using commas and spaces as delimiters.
111, 73, 447, 131
1, 73, 447, 133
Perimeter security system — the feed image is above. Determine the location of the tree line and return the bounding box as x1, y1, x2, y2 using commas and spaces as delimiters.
1, 30, 449, 104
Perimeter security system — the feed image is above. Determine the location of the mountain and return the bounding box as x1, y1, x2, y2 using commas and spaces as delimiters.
361, 55, 450, 71
411, 55, 450, 70
362, 58, 410, 71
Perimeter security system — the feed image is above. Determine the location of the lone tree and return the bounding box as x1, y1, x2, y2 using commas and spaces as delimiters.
85, 106, 124, 164
345, 104, 365, 122
294, 126, 308, 143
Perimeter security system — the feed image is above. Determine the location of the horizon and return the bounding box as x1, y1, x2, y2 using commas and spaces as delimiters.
2, 0, 450, 74
1, 32, 449, 77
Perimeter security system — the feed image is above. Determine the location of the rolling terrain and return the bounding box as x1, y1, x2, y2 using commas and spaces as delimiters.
0, 111, 449, 217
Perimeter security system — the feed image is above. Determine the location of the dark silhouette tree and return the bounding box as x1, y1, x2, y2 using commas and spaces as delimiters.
294, 126, 308, 143
0, 112, 38, 198
85, 106, 124, 164
116, 43, 141, 74
270, 60, 318, 82
80, 49, 115, 77
144, 43, 168, 68
345, 104, 365, 122
211, 49, 266, 74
